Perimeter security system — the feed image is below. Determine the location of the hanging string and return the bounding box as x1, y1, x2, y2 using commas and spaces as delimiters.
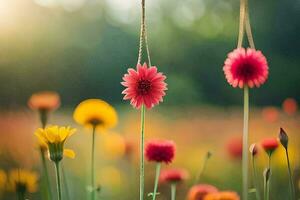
244, 0, 256, 49
237, 0, 246, 48
137, 0, 152, 66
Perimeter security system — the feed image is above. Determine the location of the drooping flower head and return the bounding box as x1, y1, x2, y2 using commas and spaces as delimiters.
159, 168, 189, 184
226, 137, 242, 160
223, 48, 268, 88
261, 138, 279, 156
121, 63, 167, 109
204, 191, 240, 200
7, 169, 38, 194
28, 91, 60, 111
73, 99, 118, 130
145, 139, 175, 164
35, 125, 76, 162
282, 98, 298, 115
187, 184, 218, 200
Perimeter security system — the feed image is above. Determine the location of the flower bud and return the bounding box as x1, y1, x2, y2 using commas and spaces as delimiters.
279, 128, 289, 149
263, 168, 271, 182
249, 143, 258, 156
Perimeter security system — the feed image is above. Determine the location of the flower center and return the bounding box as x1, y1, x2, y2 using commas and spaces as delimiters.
137, 79, 151, 95
237, 62, 256, 79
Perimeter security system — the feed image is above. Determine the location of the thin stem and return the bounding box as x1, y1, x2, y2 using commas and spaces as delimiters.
152, 163, 161, 200
266, 156, 271, 200
242, 86, 249, 200
91, 125, 96, 200
140, 105, 146, 200
263, 176, 267, 200
237, 0, 246, 48
171, 183, 176, 200
55, 162, 62, 200
40, 149, 53, 200
285, 149, 295, 200
244, 0, 255, 49
194, 152, 210, 184
17, 191, 25, 200
251, 156, 261, 200
62, 163, 71, 200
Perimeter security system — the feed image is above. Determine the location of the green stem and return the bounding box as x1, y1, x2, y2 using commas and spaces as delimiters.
91, 125, 96, 200
263, 176, 267, 200
194, 152, 210, 184
40, 149, 53, 200
237, 0, 246, 48
244, 0, 255, 49
62, 163, 71, 200
251, 156, 261, 200
55, 162, 62, 200
266, 156, 271, 200
152, 163, 161, 200
17, 191, 25, 200
285, 149, 295, 200
140, 105, 146, 200
243, 86, 249, 200
171, 183, 176, 200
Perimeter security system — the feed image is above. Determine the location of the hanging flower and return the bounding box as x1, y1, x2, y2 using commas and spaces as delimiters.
73, 99, 118, 129
204, 191, 240, 200
28, 91, 60, 111
145, 140, 175, 164
7, 169, 38, 193
159, 168, 188, 184
35, 125, 76, 162
223, 48, 268, 88
121, 63, 167, 109
187, 184, 218, 200
261, 138, 279, 155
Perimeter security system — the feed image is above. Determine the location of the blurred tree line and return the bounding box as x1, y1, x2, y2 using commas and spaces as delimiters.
0, 0, 299, 109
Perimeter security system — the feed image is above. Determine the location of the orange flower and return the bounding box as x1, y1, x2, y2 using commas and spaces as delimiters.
28, 91, 60, 111
204, 191, 240, 200
187, 184, 218, 200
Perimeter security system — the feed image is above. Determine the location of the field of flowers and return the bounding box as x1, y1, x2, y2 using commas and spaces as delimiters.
0, 0, 299, 199
0, 101, 299, 200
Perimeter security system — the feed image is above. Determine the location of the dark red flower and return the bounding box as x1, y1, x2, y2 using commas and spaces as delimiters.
159, 168, 189, 184
187, 184, 218, 200
145, 140, 175, 164
261, 138, 279, 155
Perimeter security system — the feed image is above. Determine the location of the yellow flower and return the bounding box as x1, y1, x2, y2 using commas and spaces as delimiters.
35, 125, 76, 162
0, 170, 7, 190
7, 169, 38, 193
204, 191, 240, 200
73, 99, 118, 130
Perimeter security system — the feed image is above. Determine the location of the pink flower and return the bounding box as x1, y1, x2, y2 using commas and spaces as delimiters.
282, 98, 298, 115
121, 63, 167, 109
223, 48, 268, 88
261, 138, 279, 154
145, 140, 175, 164
159, 168, 189, 184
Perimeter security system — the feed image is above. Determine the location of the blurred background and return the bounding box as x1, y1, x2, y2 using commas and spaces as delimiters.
0, 0, 299, 199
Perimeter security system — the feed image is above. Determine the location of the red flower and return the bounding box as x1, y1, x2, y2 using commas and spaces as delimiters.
223, 48, 268, 88
282, 98, 298, 115
261, 138, 279, 154
187, 184, 218, 200
145, 140, 175, 164
121, 63, 167, 109
226, 137, 242, 160
159, 168, 189, 184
